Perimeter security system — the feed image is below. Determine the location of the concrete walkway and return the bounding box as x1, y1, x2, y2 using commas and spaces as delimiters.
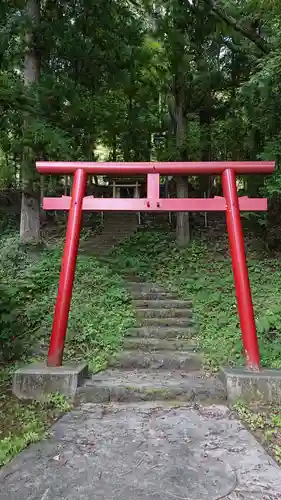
2, 279, 281, 498
1, 402, 281, 499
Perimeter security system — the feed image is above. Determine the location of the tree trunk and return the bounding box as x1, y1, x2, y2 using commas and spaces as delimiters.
123, 96, 132, 161
230, 51, 239, 162
112, 133, 117, 161
175, 78, 190, 246
20, 0, 40, 243
199, 97, 212, 196
176, 176, 190, 246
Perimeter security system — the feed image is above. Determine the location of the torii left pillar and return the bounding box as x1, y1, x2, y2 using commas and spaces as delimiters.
12, 167, 89, 402
48, 168, 87, 366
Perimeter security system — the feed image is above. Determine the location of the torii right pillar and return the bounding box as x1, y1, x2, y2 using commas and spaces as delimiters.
221, 169, 281, 405
222, 168, 260, 371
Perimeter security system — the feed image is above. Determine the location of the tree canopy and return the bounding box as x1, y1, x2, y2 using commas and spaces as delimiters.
1, 0, 281, 240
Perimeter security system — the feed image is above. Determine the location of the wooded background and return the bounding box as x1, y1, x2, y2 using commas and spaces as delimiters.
1, 0, 280, 245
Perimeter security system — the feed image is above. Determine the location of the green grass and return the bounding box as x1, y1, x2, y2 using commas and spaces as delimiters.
0, 234, 136, 370
234, 401, 281, 465
111, 230, 281, 371
64, 253, 136, 371
0, 231, 136, 466
0, 374, 73, 467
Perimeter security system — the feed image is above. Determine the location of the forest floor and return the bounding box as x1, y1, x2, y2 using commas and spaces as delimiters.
1, 212, 281, 467
0, 211, 136, 466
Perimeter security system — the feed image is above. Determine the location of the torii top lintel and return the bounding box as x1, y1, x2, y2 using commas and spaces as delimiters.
36, 161, 275, 176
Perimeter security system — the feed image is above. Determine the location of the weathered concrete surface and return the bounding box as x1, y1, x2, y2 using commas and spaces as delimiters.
130, 291, 178, 300
123, 337, 196, 350
133, 299, 193, 309
141, 316, 195, 327
222, 367, 281, 405
1, 403, 281, 499
127, 325, 197, 339
110, 350, 202, 370
77, 369, 226, 404
137, 307, 193, 318
12, 363, 88, 401
127, 282, 168, 293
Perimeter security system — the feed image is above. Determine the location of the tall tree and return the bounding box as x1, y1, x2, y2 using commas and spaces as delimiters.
20, 0, 40, 243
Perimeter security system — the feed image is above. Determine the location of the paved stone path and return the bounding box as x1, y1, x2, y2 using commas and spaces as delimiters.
1, 279, 281, 498
1, 403, 281, 499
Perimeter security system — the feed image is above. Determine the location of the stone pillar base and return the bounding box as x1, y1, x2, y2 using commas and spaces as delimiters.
12, 363, 88, 401
221, 367, 281, 405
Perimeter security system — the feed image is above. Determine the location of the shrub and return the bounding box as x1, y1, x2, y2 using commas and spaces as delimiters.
0, 284, 25, 362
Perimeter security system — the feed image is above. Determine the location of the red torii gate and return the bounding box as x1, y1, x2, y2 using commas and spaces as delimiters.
36, 161, 275, 371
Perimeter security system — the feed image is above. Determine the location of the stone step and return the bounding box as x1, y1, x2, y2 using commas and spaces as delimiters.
97, 236, 127, 240
123, 337, 197, 351
127, 283, 168, 293
98, 238, 124, 243
133, 299, 192, 309
100, 231, 133, 236
124, 276, 145, 283
127, 326, 197, 339
104, 226, 132, 230
137, 308, 193, 319
93, 245, 118, 250
76, 369, 226, 404
98, 238, 127, 243
141, 317, 195, 327
101, 231, 131, 236
109, 350, 202, 370
103, 222, 136, 226
130, 291, 179, 300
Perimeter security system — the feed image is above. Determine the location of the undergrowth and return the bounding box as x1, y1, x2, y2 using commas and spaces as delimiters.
111, 230, 281, 370
0, 231, 135, 466
0, 235, 135, 370
234, 401, 281, 465
0, 381, 72, 467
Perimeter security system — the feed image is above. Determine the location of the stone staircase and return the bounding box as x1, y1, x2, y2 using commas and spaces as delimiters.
77, 279, 226, 405
80, 212, 138, 255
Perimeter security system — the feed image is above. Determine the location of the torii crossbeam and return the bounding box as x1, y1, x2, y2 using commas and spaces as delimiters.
36, 161, 275, 371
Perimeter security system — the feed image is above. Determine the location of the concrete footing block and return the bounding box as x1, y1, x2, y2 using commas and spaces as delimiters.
12, 362, 88, 401
221, 367, 281, 405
